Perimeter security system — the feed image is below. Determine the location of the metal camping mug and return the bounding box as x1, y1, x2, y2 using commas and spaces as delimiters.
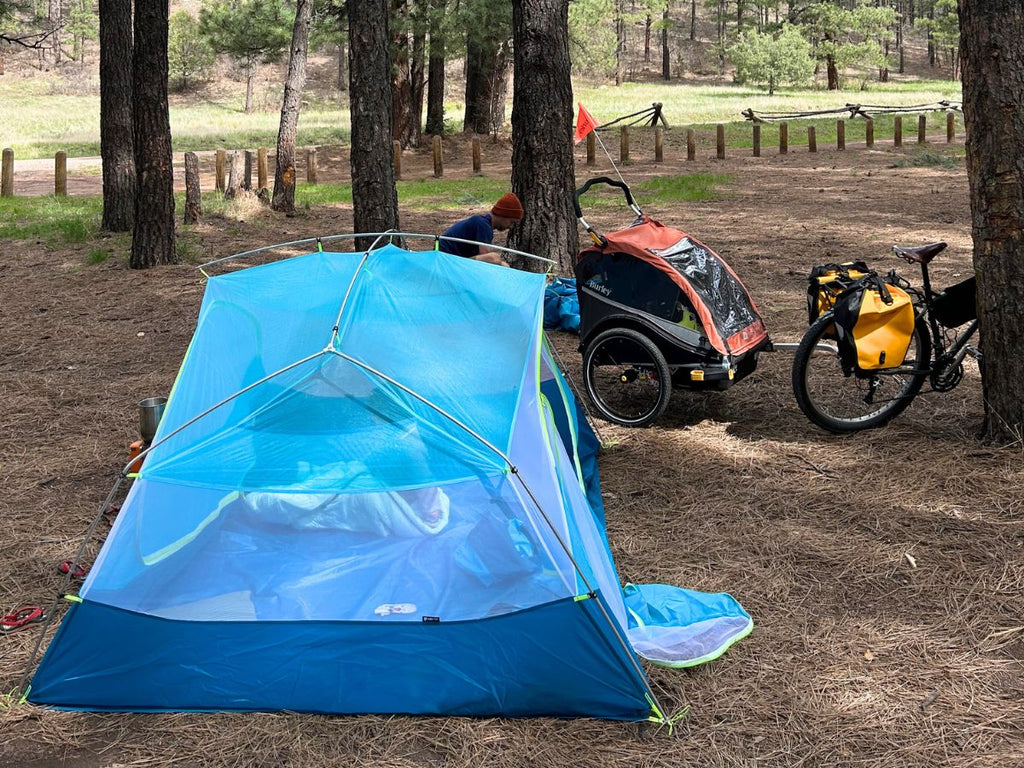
139, 396, 168, 444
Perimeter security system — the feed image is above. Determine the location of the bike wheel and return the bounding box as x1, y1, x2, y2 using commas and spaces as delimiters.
583, 328, 672, 427
792, 312, 930, 433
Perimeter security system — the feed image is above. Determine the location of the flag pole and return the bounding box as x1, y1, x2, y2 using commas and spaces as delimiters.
591, 130, 630, 189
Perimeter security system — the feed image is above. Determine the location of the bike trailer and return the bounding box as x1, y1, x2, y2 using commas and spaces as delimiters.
830, 273, 916, 373
573, 178, 769, 388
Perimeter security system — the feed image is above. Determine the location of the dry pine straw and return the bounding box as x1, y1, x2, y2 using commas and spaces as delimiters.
2, 147, 1024, 767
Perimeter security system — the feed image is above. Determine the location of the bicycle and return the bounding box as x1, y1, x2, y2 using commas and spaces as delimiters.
792, 241, 980, 433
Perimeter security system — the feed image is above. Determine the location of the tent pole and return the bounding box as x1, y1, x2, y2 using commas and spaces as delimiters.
332, 348, 670, 724
125, 350, 328, 475
199, 232, 556, 273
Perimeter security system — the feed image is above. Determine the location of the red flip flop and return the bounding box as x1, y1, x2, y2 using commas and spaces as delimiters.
1, 606, 47, 633
58, 560, 87, 579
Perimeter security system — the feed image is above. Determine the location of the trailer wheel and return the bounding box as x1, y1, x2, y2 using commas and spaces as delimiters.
583, 328, 672, 427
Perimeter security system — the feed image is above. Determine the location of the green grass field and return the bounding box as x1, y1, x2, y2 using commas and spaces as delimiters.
0, 74, 961, 160
0, 172, 728, 253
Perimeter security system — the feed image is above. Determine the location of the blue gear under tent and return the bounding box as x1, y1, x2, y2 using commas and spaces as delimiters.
28, 242, 752, 719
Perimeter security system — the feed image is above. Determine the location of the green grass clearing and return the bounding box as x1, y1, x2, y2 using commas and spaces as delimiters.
0, 172, 729, 249
1, 75, 962, 160
0, 195, 102, 243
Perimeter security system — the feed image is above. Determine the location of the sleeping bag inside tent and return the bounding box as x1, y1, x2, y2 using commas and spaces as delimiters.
27, 244, 750, 719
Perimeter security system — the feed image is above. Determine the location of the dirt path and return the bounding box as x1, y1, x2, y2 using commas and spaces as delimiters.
3, 141, 1021, 768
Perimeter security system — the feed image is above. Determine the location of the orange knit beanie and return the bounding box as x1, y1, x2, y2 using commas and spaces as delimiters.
491, 193, 524, 220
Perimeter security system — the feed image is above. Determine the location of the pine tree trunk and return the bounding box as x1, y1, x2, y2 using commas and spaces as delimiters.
391, 0, 412, 147
406, 28, 425, 147
690, 0, 696, 40
245, 59, 255, 113
464, 33, 509, 134
271, 0, 312, 213
99, 0, 135, 232
425, 2, 445, 135
662, 5, 670, 80
959, 0, 1024, 443
130, 0, 176, 269
347, 0, 399, 249
826, 51, 839, 90
614, 1, 625, 85
49, 0, 62, 64
509, 0, 578, 274
337, 41, 346, 91
644, 14, 651, 63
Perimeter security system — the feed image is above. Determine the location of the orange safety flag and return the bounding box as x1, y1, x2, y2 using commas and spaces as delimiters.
573, 103, 599, 145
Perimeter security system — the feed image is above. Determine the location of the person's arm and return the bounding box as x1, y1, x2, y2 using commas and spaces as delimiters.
469, 218, 508, 266
474, 249, 509, 266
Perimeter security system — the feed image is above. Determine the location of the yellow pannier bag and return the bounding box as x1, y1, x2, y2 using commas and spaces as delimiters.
833, 278, 915, 372
806, 261, 871, 324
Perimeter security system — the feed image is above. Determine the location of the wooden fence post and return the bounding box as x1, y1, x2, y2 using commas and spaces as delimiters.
215, 149, 226, 192
243, 150, 254, 190
55, 150, 67, 196
257, 147, 268, 190
1, 148, 13, 197
225, 151, 241, 199
686, 129, 696, 161
184, 151, 202, 224
306, 148, 318, 184
866, 119, 875, 148
586, 132, 596, 165
807, 126, 816, 153
894, 116, 903, 148
620, 127, 630, 164
392, 140, 402, 181
716, 124, 725, 159
836, 119, 845, 150
472, 136, 482, 174
779, 122, 788, 155
654, 126, 664, 163
752, 124, 761, 157
432, 135, 443, 178
918, 114, 927, 144
947, 112, 955, 143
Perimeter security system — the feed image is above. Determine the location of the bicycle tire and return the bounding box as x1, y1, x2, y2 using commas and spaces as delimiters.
792, 312, 930, 433
583, 328, 672, 427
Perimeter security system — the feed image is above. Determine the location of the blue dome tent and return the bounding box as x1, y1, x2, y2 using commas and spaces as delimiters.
27, 241, 750, 720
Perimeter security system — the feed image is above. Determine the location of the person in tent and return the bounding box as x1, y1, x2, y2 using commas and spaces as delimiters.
438, 192, 523, 266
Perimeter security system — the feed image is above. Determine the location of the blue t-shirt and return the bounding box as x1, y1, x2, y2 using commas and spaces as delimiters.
439, 214, 493, 258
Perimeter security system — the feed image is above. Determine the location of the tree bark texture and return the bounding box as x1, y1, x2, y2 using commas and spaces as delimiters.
425, 3, 445, 135
272, 0, 313, 213
347, 0, 399, 249
407, 27, 425, 147
391, 0, 412, 148
464, 33, 510, 134
425, 6, 446, 136
958, 0, 1024, 442
130, 0, 176, 269
245, 56, 256, 113
99, 0, 135, 232
661, 6, 670, 80
509, 0, 578, 274
614, 0, 625, 85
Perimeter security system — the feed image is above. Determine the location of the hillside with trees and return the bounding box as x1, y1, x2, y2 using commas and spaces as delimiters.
1, 0, 961, 127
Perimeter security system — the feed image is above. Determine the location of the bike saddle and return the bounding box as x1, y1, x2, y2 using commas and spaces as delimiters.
892, 241, 947, 264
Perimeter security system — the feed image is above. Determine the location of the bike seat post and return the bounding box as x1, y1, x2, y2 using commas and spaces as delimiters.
920, 260, 934, 301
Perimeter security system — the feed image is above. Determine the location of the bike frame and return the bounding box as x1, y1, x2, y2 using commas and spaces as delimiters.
860, 258, 979, 380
